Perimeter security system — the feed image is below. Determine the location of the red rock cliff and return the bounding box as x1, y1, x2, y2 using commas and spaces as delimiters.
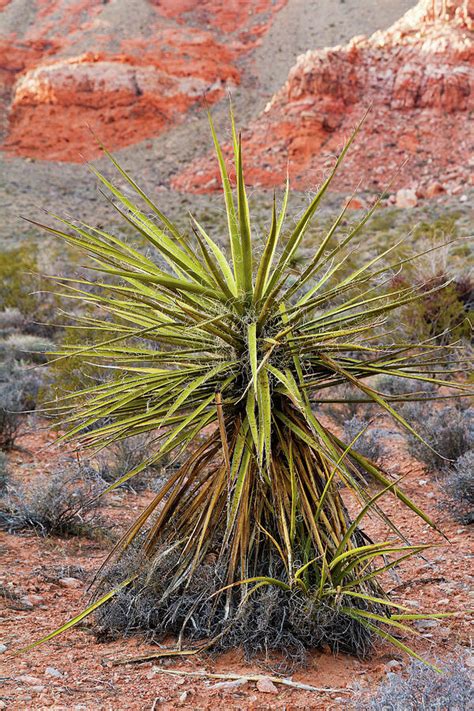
174, 0, 473, 196
1, 0, 286, 161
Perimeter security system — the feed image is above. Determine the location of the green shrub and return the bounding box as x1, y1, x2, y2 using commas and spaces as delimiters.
0, 246, 37, 314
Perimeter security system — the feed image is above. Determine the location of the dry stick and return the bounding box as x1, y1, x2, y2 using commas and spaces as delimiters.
148, 668, 351, 694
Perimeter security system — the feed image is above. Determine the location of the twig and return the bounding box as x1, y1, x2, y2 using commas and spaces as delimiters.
149, 668, 351, 694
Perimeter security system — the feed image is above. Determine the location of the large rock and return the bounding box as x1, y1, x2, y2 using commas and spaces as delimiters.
1, 0, 286, 161
174, 0, 473, 196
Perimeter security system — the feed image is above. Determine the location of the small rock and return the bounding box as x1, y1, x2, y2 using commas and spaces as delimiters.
459, 194, 468, 202
30, 685, 46, 693
418, 479, 428, 485
59, 577, 82, 589
386, 659, 402, 669
425, 182, 445, 198
414, 619, 439, 630
211, 678, 248, 690
395, 188, 417, 208
345, 197, 366, 210
28, 594, 44, 605
45, 667, 63, 678
16, 675, 44, 685
0, 644, 7, 654
178, 691, 188, 703
256, 677, 279, 694
0, 701, 7, 709
18, 597, 34, 610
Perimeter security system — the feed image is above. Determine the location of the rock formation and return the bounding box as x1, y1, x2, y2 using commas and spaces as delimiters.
1, 0, 286, 161
174, 0, 473, 197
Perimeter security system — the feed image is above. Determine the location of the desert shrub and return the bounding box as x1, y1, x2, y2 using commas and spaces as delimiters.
322, 383, 368, 425
366, 656, 473, 711
343, 416, 384, 471
0, 308, 25, 336
0, 357, 42, 450
0, 245, 38, 314
0, 334, 54, 364
0, 465, 109, 539
0, 452, 9, 492
29, 115, 469, 663
405, 405, 473, 471
0, 245, 63, 339
97, 433, 166, 491
377, 375, 438, 399
444, 450, 474, 524
48, 322, 112, 399
398, 274, 472, 345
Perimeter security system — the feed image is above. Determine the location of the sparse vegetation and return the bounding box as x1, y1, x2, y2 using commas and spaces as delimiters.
444, 450, 474, 524
0, 451, 9, 492
405, 404, 473, 471
343, 416, 384, 477
366, 656, 473, 711
0, 356, 42, 450
0, 465, 108, 539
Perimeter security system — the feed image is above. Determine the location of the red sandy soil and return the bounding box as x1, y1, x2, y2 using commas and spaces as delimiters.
1, 423, 472, 710
173, 0, 474, 196
0, 0, 287, 162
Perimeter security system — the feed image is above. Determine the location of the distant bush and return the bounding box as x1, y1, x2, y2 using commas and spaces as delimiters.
323, 383, 367, 425
0, 308, 25, 336
377, 375, 438, 399
343, 416, 384, 474
0, 357, 42, 450
398, 273, 472, 345
405, 405, 473, 471
0, 465, 109, 539
0, 246, 62, 338
0, 334, 54, 364
444, 450, 474, 524
97, 434, 164, 492
0, 452, 9, 492
366, 656, 473, 711
0, 245, 37, 314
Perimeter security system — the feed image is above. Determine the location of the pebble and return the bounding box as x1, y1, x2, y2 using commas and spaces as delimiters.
256, 677, 279, 694
19, 597, 34, 610
28, 594, 44, 605
395, 188, 417, 208
0, 644, 7, 654
59, 577, 82, 589
16, 675, 44, 685
414, 619, 439, 629
386, 659, 402, 668
45, 667, 63, 678
178, 691, 188, 703
425, 182, 445, 198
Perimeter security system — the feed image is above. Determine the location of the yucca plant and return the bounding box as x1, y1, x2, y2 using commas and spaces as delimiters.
27, 113, 469, 664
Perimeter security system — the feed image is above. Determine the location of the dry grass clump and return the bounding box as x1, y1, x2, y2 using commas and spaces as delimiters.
0, 465, 109, 540
365, 655, 473, 711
